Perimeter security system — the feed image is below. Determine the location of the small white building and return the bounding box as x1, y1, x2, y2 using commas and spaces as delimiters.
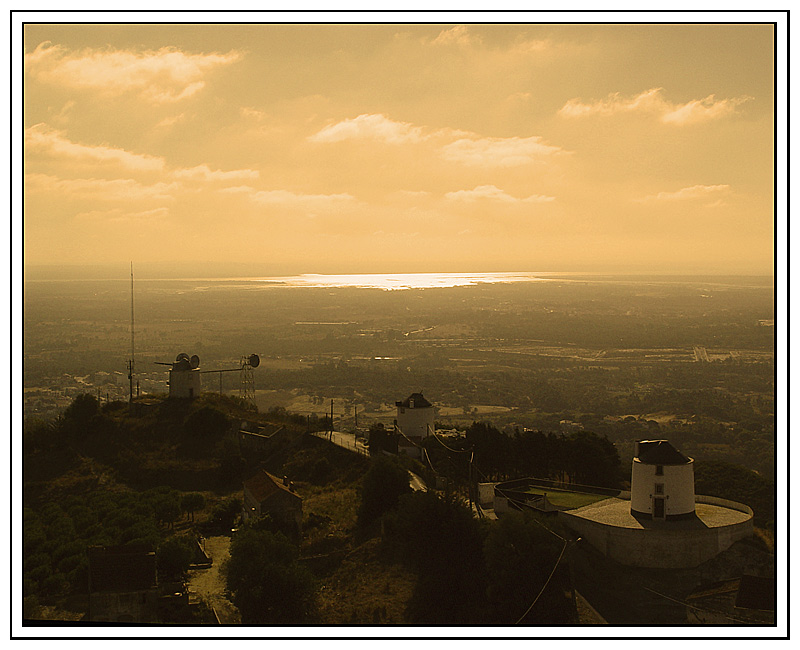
630, 439, 695, 520
557, 439, 754, 569
167, 354, 201, 399
395, 392, 436, 458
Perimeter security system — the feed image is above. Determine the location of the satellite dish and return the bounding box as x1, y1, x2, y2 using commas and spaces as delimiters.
248, 353, 260, 368
177, 352, 190, 363
190, 354, 200, 369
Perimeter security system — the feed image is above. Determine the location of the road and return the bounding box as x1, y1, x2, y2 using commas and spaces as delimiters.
187, 536, 240, 624
312, 430, 427, 491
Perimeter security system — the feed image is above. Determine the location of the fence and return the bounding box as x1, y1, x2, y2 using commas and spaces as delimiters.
310, 430, 370, 458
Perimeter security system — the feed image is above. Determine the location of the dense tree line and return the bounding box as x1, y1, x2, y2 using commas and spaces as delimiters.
23, 486, 188, 613
420, 423, 622, 490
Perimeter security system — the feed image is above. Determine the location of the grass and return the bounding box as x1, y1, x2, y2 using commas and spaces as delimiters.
523, 487, 611, 510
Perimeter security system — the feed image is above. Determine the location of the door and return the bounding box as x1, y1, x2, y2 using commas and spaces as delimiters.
653, 496, 665, 519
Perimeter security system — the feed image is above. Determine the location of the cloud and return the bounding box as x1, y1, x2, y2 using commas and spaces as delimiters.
309, 113, 424, 144
25, 123, 165, 172
172, 164, 259, 182
221, 186, 356, 210
639, 184, 731, 203
559, 88, 751, 125
75, 207, 170, 225
445, 185, 555, 203
440, 135, 565, 167
432, 25, 479, 47
26, 41, 240, 103
25, 173, 177, 201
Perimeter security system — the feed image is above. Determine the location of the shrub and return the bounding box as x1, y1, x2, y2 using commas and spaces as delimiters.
227, 529, 317, 624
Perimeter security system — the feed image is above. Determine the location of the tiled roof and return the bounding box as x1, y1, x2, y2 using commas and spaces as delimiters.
244, 469, 302, 504
395, 392, 432, 408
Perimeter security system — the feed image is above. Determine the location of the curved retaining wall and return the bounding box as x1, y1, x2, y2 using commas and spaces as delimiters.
558, 494, 754, 569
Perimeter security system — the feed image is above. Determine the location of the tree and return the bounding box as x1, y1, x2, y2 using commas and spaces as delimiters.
389, 491, 489, 624
153, 495, 181, 529
62, 394, 99, 438
184, 406, 229, 439
157, 536, 196, 580
211, 496, 242, 530
181, 492, 206, 522
357, 455, 411, 528
367, 423, 397, 455
226, 529, 317, 624
483, 511, 573, 624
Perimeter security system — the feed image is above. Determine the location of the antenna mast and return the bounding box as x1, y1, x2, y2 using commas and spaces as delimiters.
128, 262, 135, 403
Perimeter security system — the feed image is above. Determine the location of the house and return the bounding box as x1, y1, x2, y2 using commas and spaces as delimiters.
87, 544, 158, 623
395, 392, 436, 458
242, 469, 303, 534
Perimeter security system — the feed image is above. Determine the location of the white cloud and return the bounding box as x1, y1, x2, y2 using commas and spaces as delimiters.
432, 25, 479, 47
25, 173, 177, 201
639, 184, 731, 202
26, 41, 240, 103
221, 186, 355, 210
25, 123, 165, 172
309, 113, 424, 144
445, 185, 555, 203
440, 136, 565, 167
559, 88, 751, 125
172, 164, 259, 182
75, 207, 170, 224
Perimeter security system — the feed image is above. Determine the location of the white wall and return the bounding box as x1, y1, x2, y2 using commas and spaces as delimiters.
631, 459, 695, 517
397, 404, 435, 439
169, 369, 202, 399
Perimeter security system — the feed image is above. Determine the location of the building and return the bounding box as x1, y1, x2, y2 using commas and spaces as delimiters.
557, 439, 754, 569
630, 439, 695, 519
166, 354, 201, 399
395, 392, 436, 458
87, 545, 158, 623
242, 469, 303, 534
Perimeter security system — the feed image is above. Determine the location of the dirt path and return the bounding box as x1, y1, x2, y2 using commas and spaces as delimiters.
187, 536, 240, 624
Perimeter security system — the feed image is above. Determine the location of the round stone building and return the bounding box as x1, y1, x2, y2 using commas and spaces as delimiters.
558, 439, 754, 569
630, 439, 695, 520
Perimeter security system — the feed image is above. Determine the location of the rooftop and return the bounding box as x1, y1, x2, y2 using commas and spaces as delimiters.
396, 392, 432, 409
635, 439, 691, 465
563, 497, 751, 530
244, 469, 302, 504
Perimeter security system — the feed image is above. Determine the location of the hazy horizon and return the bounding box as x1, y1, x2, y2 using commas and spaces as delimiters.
23, 22, 775, 276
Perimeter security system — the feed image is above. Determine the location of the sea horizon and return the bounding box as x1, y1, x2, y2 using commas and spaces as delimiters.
22, 269, 775, 291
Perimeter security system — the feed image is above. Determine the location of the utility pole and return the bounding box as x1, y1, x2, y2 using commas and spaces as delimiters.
330, 399, 334, 438
128, 262, 135, 405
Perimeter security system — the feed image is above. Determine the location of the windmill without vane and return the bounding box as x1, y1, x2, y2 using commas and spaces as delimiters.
155, 352, 260, 403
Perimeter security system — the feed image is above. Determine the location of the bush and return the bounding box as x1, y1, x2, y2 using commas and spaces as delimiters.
227, 529, 317, 623
389, 491, 489, 624
211, 497, 242, 530
157, 536, 196, 580
357, 455, 411, 528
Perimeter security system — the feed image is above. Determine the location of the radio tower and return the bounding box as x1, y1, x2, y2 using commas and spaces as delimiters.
128, 262, 135, 404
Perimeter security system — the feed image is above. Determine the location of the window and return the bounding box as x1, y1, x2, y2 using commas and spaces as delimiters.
655, 465, 663, 476
654, 483, 664, 495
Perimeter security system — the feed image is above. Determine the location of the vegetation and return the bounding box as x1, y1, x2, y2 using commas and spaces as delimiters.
226, 528, 317, 624
693, 460, 775, 528
357, 455, 412, 528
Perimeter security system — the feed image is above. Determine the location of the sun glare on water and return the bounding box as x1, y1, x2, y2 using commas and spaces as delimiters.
259, 272, 549, 290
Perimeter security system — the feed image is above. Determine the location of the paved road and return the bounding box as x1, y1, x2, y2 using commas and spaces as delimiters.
313, 430, 427, 491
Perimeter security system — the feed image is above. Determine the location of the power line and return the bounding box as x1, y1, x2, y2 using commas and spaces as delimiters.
515, 538, 569, 624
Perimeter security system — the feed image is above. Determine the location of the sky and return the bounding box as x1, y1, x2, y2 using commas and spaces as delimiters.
22, 21, 776, 276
